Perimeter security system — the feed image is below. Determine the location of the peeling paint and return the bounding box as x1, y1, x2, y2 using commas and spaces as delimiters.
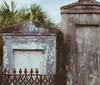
66, 72, 73, 85
2, 33, 56, 74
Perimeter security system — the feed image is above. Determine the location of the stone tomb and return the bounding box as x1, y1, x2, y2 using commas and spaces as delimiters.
0, 20, 56, 74
60, 0, 100, 85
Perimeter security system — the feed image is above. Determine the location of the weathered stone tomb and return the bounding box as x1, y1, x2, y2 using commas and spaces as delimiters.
0, 20, 56, 74
60, 0, 100, 85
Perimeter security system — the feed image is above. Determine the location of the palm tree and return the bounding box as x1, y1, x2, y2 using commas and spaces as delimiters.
0, 1, 56, 28
30, 4, 47, 23
30, 4, 56, 28
0, 0, 19, 28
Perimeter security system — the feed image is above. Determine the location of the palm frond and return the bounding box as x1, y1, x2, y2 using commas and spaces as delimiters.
31, 4, 48, 23
0, 2, 56, 28
11, 0, 17, 13
0, 1, 10, 16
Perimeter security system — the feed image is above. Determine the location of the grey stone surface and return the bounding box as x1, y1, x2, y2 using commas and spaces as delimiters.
0, 20, 57, 75
2, 33, 56, 74
61, 0, 100, 85
0, 20, 46, 33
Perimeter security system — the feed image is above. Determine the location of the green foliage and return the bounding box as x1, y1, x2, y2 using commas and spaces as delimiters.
0, 0, 19, 27
44, 18, 55, 28
31, 4, 47, 23
0, 0, 56, 28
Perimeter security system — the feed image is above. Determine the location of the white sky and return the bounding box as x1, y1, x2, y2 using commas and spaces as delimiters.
0, 0, 100, 24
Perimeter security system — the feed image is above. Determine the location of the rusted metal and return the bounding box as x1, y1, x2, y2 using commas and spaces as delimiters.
0, 68, 55, 85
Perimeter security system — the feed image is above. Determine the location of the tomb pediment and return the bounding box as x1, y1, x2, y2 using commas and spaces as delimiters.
61, 1, 100, 14
0, 20, 46, 33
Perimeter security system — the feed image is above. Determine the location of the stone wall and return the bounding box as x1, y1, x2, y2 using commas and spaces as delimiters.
2, 33, 56, 74
61, 1, 100, 85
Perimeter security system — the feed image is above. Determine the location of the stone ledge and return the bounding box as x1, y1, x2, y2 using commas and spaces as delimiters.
1, 33, 56, 36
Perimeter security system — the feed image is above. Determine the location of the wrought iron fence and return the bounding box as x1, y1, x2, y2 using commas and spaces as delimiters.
0, 68, 55, 85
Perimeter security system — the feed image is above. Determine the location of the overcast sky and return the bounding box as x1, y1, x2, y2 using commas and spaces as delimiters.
0, 0, 100, 24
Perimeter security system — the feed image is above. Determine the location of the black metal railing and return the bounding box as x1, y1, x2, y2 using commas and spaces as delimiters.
0, 68, 55, 85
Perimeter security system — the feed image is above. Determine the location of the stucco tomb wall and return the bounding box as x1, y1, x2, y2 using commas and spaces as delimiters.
61, 2, 100, 85
2, 33, 56, 74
